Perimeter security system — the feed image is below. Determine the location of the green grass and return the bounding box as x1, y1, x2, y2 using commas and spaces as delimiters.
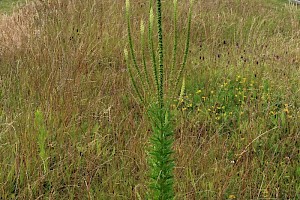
0, 0, 299, 199
0, 0, 26, 13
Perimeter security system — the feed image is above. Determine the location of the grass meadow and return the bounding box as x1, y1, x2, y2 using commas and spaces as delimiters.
0, 0, 299, 199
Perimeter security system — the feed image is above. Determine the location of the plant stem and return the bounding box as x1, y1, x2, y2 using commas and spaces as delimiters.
156, 0, 164, 109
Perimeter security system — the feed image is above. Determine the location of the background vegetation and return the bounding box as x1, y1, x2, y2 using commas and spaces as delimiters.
0, 0, 26, 13
0, 0, 299, 199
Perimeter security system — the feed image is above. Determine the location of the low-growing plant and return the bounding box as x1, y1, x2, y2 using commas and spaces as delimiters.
175, 74, 298, 134
34, 109, 49, 175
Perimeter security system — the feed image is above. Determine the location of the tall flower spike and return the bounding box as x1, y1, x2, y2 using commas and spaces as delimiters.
124, 48, 143, 103
140, 19, 145, 35
126, 0, 144, 89
149, 7, 154, 26
156, 0, 164, 109
179, 76, 186, 104
169, 0, 178, 95
140, 19, 150, 88
149, 7, 159, 101
125, 0, 129, 12
175, 0, 193, 91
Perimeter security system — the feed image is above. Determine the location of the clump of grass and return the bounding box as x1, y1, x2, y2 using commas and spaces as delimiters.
0, 0, 26, 13
34, 109, 49, 175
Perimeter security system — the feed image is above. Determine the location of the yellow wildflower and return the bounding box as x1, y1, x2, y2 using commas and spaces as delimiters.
283, 108, 289, 113
196, 89, 202, 94
262, 189, 269, 198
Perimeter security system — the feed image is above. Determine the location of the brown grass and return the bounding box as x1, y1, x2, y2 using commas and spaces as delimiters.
0, 0, 299, 199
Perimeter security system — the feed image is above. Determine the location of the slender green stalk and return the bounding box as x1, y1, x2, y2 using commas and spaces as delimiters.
169, 0, 178, 88
140, 20, 150, 88
178, 75, 186, 104
175, 0, 193, 91
35, 109, 48, 175
156, 0, 164, 109
149, 7, 160, 102
124, 49, 144, 104
126, 0, 144, 87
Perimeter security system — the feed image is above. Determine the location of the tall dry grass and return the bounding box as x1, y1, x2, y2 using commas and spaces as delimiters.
0, 0, 299, 199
